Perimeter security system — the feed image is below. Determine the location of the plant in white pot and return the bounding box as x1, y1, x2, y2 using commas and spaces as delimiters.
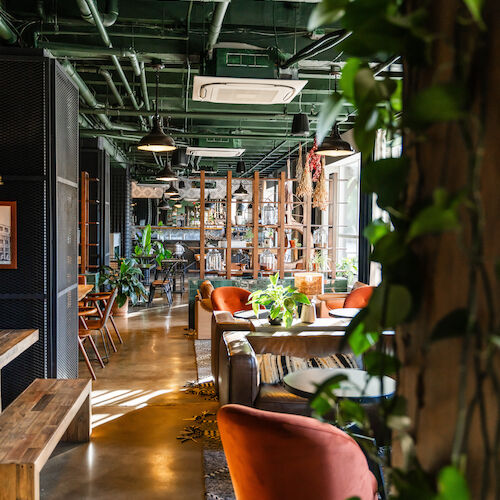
247, 273, 310, 327
99, 258, 147, 316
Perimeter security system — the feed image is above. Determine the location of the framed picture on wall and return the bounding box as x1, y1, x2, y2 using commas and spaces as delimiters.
0, 201, 17, 269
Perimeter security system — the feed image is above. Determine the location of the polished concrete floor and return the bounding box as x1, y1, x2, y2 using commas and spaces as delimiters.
41, 294, 218, 499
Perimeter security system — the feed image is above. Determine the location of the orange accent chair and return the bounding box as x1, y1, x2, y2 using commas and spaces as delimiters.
218, 404, 378, 500
317, 284, 375, 318
211, 287, 252, 315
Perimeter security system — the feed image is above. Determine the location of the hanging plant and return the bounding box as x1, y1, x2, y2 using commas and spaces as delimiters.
312, 158, 328, 211
307, 138, 322, 182
296, 145, 313, 198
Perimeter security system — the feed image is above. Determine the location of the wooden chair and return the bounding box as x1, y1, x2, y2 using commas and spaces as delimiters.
79, 288, 118, 365
148, 263, 173, 306
85, 291, 124, 345
78, 306, 104, 381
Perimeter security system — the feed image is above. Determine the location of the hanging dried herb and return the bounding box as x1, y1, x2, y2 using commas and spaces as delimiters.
297, 153, 313, 198
312, 157, 328, 211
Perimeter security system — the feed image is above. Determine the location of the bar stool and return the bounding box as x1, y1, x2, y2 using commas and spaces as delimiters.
78, 306, 105, 381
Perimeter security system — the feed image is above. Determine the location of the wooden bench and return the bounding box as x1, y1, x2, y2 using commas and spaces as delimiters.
0, 378, 91, 500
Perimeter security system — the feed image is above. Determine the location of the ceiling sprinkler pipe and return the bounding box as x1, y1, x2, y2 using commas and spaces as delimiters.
98, 68, 124, 107
206, 1, 230, 57
76, 0, 118, 27
0, 13, 17, 44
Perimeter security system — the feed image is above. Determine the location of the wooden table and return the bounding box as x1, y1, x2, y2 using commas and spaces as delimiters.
78, 284, 94, 301
250, 317, 350, 333
0, 329, 39, 411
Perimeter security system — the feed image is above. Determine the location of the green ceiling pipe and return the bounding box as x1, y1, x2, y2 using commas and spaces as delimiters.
79, 0, 144, 125
206, 1, 230, 57
76, 0, 118, 28
0, 13, 17, 44
98, 68, 124, 107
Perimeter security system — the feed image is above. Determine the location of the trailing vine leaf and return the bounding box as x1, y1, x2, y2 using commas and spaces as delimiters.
310, 374, 348, 417
364, 351, 401, 376
316, 92, 346, 145
406, 83, 467, 129
371, 232, 408, 266
436, 466, 470, 500
369, 283, 412, 327
489, 336, 500, 349
363, 219, 391, 245
340, 58, 363, 101
361, 157, 410, 208
307, 0, 349, 31
407, 204, 461, 241
348, 321, 380, 355
462, 0, 485, 30
338, 399, 367, 428
431, 308, 468, 341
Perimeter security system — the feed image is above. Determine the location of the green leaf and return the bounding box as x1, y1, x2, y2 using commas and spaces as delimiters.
369, 283, 412, 326
284, 298, 295, 313
338, 399, 367, 428
340, 58, 363, 102
310, 373, 348, 416
270, 272, 279, 286
364, 351, 400, 376
406, 83, 466, 129
463, 0, 485, 29
490, 336, 500, 348
431, 308, 468, 341
353, 120, 377, 158
348, 322, 380, 356
307, 0, 349, 31
371, 232, 407, 265
292, 292, 311, 305
362, 157, 410, 208
354, 67, 383, 106
436, 466, 470, 500
283, 310, 293, 328
363, 219, 391, 245
407, 205, 461, 241
316, 92, 346, 145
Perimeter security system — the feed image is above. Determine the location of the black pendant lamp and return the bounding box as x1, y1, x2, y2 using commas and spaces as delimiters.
316, 123, 354, 157
234, 182, 248, 197
236, 159, 246, 174
173, 199, 183, 208
172, 148, 188, 168
291, 113, 310, 136
164, 184, 179, 197
137, 66, 176, 152
159, 196, 169, 209
156, 161, 177, 182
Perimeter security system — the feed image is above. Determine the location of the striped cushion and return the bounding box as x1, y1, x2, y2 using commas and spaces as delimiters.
256, 353, 359, 385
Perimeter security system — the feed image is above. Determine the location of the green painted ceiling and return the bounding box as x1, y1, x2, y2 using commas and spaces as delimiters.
2, 0, 400, 180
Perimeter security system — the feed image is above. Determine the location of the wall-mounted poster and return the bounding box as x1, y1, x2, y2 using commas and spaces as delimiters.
0, 201, 17, 269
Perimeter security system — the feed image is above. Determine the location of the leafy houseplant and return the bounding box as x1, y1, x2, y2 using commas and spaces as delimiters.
99, 258, 147, 315
336, 257, 358, 287
247, 273, 310, 327
310, 250, 330, 272
134, 224, 172, 266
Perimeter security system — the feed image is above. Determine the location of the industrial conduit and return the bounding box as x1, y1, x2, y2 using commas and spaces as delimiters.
0, 12, 17, 44
76, 0, 118, 27
78, 0, 146, 127
206, 1, 230, 57
98, 68, 124, 107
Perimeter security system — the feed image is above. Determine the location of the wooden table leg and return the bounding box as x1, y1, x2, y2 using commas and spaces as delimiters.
0, 463, 38, 500
63, 394, 91, 443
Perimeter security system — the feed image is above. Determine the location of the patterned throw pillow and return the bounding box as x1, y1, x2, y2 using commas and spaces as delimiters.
256, 353, 359, 385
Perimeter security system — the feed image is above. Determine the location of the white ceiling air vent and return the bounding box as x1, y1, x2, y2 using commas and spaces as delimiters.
192, 76, 307, 105
186, 147, 246, 158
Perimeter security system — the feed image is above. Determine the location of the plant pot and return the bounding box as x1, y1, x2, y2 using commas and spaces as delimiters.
112, 299, 129, 317
268, 316, 282, 326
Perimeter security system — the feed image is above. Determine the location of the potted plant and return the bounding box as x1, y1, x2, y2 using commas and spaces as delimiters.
335, 257, 358, 288
134, 224, 172, 267
247, 272, 310, 327
244, 229, 254, 247
99, 258, 148, 316
310, 250, 330, 272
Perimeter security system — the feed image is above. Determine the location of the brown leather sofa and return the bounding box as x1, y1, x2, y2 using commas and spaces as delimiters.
218, 330, 363, 416
211, 310, 253, 394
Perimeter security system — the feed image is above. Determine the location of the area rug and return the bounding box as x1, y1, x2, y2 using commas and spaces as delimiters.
187, 339, 235, 500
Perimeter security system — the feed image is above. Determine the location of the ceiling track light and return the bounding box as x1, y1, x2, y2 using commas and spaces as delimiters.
316, 123, 354, 157
137, 64, 176, 153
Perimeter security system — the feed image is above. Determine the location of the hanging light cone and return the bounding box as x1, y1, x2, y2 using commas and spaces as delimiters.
291, 113, 310, 136
173, 199, 183, 208
234, 182, 249, 197
316, 123, 354, 157
178, 180, 185, 189
164, 184, 179, 197
159, 196, 169, 209
137, 117, 176, 152
236, 159, 246, 173
137, 66, 176, 152
156, 162, 178, 181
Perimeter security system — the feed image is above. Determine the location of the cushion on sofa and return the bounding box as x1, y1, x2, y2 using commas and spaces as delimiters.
256, 353, 359, 385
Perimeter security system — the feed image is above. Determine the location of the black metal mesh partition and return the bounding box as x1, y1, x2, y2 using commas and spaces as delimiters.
0, 49, 79, 406
111, 165, 131, 258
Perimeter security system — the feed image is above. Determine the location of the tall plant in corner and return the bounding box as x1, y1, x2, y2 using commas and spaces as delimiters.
307, 0, 498, 498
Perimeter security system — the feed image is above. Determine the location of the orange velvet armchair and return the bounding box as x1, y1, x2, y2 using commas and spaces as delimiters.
211, 286, 252, 315
218, 404, 378, 500
317, 284, 375, 318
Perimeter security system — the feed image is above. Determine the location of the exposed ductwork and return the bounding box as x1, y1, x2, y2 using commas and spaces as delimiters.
76, 0, 119, 27
98, 68, 124, 107
206, 1, 230, 57
0, 12, 17, 44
